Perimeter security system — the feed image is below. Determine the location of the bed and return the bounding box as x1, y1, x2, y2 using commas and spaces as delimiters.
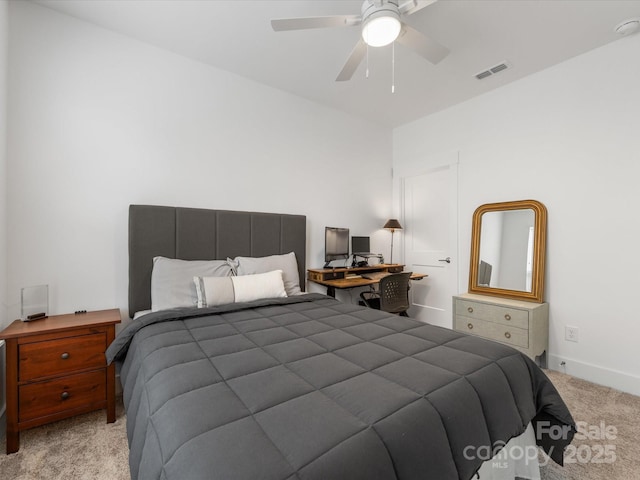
107, 205, 575, 480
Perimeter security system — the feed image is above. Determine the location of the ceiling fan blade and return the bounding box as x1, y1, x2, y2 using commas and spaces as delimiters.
336, 39, 367, 82
271, 15, 361, 32
396, 24, 449, 64
398, 0, 438, 16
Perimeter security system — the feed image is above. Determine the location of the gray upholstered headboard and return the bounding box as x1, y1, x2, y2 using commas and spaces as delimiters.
129, 205, 306, 317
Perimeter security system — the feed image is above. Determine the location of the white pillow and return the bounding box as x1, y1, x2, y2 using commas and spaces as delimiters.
193, 276, 235, 308
151, 257, 233, 311
233, 270, 287, 303
133, 309, 152, 320
194, 270, 287, 307
233, 252, 301, 296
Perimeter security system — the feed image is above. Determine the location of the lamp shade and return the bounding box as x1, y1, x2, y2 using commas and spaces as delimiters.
383, 219, 402, 230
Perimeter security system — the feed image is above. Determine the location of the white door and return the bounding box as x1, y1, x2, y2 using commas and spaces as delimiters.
401, 163, 458, 327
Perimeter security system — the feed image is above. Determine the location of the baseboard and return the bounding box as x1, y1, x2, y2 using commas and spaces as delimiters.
548, 354, 640, 397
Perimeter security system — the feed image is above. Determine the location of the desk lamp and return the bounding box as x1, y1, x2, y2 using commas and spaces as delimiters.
383, 219, 402, 264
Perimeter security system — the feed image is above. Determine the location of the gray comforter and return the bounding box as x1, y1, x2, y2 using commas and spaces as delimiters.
107, 293, 575, 480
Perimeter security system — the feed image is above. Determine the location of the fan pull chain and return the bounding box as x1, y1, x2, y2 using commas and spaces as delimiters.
391, 41, 395, 93
366, 41, 370, 79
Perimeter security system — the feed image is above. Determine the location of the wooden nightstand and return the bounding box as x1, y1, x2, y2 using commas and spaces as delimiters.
0, 309, 121, 454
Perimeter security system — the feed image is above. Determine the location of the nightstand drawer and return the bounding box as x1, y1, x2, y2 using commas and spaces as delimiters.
455, 316, 529, 349
19, 333, 106, 381
455, 299, 529, 329
19, 370, 106, 422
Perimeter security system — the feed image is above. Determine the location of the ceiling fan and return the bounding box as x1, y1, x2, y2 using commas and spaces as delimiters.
271, 0, 449, 82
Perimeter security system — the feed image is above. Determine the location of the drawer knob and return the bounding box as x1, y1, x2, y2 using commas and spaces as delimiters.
504, 314, 511, 321
61, 391, 70, 400
504, 332, 511, 339
467, 307, 473, 313
467, 323, 473, 330
61, 352, 70, 360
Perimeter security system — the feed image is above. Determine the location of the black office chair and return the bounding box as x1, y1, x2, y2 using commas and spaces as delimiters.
360, 272, 412, 316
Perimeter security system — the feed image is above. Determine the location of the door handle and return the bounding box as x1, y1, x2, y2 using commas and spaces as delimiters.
438, 257, 451, 264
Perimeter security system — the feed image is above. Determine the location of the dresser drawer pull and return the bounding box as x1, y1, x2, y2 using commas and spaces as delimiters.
60, 391, 70, 400
467, 307, 473, 313
467, 323, 473, 330
504, 314, 511, 321
60, 352, 70, 360
504, 332, 511, 339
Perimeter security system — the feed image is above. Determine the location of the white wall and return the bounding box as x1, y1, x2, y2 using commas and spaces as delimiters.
394, 33, 640, 395
0, 0, 7, 331
1, 0, 8, 431
7, 1, 392, 320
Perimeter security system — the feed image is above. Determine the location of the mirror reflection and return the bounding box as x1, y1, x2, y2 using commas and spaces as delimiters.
478, 209, 535, 292
469, 200, 547, 303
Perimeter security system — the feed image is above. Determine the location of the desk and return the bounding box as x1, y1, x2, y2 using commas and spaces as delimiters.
307, 264, 427, 297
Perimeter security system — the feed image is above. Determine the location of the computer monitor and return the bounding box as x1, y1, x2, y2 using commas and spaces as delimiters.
351, 236, 370, 255
324, 227, 349, 267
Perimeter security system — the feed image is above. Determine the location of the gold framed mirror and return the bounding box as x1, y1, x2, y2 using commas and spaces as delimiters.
469, 200, 547, 302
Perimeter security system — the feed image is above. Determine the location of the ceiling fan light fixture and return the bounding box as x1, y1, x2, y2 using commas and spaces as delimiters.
362, 11, 401, 47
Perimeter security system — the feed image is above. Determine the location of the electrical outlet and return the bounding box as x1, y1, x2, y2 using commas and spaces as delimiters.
565, 326, 579, 343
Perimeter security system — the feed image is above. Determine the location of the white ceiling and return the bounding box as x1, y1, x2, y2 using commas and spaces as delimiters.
33, 0, 640, 128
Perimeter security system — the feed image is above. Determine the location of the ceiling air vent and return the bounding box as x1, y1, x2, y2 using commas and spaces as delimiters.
475, 61, 510, 80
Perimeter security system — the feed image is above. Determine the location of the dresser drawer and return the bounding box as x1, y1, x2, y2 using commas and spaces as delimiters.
455, 299, 529, 329
455, 316, 529, 349
19, 369, 106, 422
19, 333, 106, 381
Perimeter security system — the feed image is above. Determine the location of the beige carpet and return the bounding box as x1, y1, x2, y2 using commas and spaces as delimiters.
1, 371, 638, 479
0, 399, 129, 480
539, 370, 640, 480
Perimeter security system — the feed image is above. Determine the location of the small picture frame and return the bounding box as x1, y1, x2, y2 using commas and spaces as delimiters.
21, 285, 49, 321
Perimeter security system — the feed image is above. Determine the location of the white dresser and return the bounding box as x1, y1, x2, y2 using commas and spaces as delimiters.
453, 293, 549, 365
